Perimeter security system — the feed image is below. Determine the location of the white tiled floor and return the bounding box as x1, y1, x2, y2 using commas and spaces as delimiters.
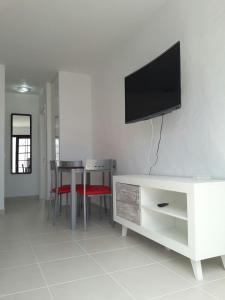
0, 198, 225, 299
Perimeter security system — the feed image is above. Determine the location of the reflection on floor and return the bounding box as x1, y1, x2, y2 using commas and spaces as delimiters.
0, 198, 225, 299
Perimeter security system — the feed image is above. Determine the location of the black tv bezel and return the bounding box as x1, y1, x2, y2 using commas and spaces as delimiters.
125, 42, 181, 124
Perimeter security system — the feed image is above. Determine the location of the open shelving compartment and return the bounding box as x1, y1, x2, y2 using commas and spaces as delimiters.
141, 186, 188, 246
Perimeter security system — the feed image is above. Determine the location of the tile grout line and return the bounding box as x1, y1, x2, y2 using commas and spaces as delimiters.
73, 232, 133, 242
35, 261, 159, 289
24, 229, 71, 238
2, 233, 215, 297
147, 285, 216, 300
1, 247, 223, 300
86, 243, 140, 254
144, 260, 199, 300
199, 288, 220, 300
30, 239, 83, 247
144, 264, 220, 300
199, 274, 225, 285
26, 232, 119, 247
107, 262, 157, 275
32, 253, 86, 264
2, 208, 225, 300
48, 274, 106, 288
0, 287, 49, 299
0, 244, 142, 271
0, 262, 39, 272
154, 261, 222, 299
148, 286, 199, 300
77, 239, 137, 300
29, 241, 54, 300
37, 243, 146, 270
0, 236, 155, 273
73, 233, 120, 241
75, 242, 142, 255
158, 258, 225, 288
157, 260, 197, 286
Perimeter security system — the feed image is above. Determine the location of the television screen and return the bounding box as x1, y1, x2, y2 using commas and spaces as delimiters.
125, 42, 181, 123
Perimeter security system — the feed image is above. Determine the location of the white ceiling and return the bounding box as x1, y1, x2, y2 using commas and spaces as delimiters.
0, 0, 167, 93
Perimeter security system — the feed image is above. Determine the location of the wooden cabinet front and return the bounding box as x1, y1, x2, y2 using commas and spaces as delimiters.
116, 183, 140, 225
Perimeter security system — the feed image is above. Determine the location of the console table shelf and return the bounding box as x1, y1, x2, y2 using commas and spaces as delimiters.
142, 203, 187, 221
113, 175, 225, 281
157, 227, 188, 245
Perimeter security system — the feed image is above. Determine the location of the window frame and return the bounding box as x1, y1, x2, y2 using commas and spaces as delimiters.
11, 114, 32, 175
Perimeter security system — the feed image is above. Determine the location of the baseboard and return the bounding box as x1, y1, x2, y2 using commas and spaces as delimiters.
5, 195, 39, 201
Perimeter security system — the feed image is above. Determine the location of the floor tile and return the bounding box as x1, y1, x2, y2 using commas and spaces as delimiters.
71, 225, 119, 241
112, 264, 192, 300
0, 265, 45, 296
28, 230, 74, 246
202, 277, 225, 299
2, 198, 224, 300
0, 229, 28, 241
0, 238, 30, 252
0, 247, 36, 269
155, 287, 215, 300
33, 241, 85, 262
161, 256, 225, 283
75, 219, 104, 230
77, 235, 139, 254
50, 275, 133, 300
40, 255, 104, 285
92, 247, 154, 272
24, 223, 69, 235
132, 239, 179, 262
0, 288, 51, 299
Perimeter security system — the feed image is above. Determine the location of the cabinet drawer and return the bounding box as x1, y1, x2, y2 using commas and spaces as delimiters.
116, 183, 140, 206
116, 183, 140, 225
116, 201, 140, 225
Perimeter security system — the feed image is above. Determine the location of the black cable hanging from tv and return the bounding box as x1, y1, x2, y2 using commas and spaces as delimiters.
149, 115, 164, 175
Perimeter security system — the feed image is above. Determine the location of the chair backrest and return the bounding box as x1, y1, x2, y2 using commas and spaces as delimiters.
50, 160, 83, 190
84, 159, 116, 172
59, 160, 83, 169
84, 159, 116, 187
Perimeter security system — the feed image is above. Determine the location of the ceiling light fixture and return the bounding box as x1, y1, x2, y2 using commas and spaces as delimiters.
16, 82, 32, 93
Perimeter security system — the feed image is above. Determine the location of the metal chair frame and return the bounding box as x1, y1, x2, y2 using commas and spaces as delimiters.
80, 159, 116, 230
49, 160, 83, 225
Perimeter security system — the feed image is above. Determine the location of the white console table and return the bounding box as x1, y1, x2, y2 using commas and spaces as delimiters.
113, 175, 225, 280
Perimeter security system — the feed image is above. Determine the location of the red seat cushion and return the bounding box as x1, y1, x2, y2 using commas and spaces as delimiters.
51, 184, 87, 194
52, 185, 71, 194
76, 185, 112, 196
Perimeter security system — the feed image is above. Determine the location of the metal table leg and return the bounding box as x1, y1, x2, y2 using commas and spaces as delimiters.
71, 169, 77, 230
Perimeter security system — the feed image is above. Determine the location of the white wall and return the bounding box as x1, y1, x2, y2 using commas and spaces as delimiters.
39, 87, 47, 199
0, 65, 5, 210
59, 71, 92, 160
92, 0, 225, 178
5, 93, 40, 197
46, 82, 53, 200
51, 76, 59, 160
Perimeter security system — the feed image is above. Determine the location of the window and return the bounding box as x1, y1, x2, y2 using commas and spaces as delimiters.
12, 137, 31, 173
11, 114, 32, 174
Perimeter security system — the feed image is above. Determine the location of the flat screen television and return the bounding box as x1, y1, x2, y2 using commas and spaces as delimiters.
125, 42, 181, 123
